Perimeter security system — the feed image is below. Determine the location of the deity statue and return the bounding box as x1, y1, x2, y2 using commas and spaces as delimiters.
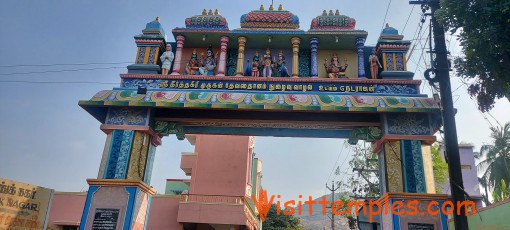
369, 48, 382, 79
185, 49, 200, 75
251, 51, 261, 77
324, 53, 348, 78
199, 45, 217, 76
160, 44, 174, 75
275, 50, 290, 77
262, 48, 273, 77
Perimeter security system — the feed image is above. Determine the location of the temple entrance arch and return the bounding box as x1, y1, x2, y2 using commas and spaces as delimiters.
76, 7, 450, 230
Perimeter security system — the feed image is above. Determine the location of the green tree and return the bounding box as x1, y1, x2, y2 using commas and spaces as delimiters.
431, 143, 449, 193
437, 0, 510, 112
262, 204, 303, 230
337, 141, 380, 198
475, 122, 510, 202
493, 179, 510, 202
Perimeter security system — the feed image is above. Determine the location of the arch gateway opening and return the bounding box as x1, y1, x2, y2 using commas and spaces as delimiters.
77, 6, 451, 230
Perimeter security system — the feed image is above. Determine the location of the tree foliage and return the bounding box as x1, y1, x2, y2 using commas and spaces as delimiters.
493, 179, 510, 202
475, 122, 510, 203
262, 204, 303, 230
337, 141, 380, 198
437, 0, 510, 111
431, 143, 449, 193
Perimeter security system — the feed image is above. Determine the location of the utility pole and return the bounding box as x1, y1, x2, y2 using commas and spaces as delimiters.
326, 181, 340, 230
409, 0, 469, 229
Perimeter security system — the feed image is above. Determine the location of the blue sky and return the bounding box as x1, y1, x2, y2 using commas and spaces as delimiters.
1, 0, 509, 203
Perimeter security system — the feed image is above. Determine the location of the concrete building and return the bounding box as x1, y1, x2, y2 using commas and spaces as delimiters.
442, 144, 484, 209
46, 135, 262, 230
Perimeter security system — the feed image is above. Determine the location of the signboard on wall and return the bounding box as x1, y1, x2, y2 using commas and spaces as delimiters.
0, 178, 54, 230
92, 209, 119, 230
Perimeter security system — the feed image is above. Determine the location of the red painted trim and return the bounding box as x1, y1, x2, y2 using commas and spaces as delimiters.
380, 134, 436, 144
99, 124, 162, 146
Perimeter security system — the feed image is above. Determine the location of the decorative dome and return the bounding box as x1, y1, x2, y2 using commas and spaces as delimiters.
239, 4, 300, 30
184, 9, 229, 30
310, 10, 356, 31
379, 23, 403, 40
142, 17, 165, 36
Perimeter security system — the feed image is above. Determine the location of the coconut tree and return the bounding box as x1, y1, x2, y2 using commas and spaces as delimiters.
475, 122, 510, 201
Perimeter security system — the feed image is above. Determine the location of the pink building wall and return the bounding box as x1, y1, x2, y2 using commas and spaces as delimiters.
47, 135, 260, 229
46, 192, 86, 229
188, 135, 252, 197
146, 196, 182, 229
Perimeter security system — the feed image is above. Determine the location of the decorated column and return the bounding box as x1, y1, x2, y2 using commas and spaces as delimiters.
355, 37, 366, 79
310, 38, 319, 77
79, 107, 162, 230
127, 17, 166, 74
291, 37, 301, 77
171, 35, 185, 75
236, 36, 247, 76
374, 113, 450, 230
216, 36, 229, 76
376, 24, 414, 80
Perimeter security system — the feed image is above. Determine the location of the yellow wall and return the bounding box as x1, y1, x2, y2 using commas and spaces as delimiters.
421, 144, 436, 194
317, 49, 358, 78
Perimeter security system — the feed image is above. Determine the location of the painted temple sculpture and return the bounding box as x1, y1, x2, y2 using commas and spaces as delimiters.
76, 4, 451, 230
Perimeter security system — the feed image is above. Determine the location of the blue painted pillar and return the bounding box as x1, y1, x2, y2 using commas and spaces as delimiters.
310, 38, 319, 78
79, 107, 161, 230
355, 37, 366, 79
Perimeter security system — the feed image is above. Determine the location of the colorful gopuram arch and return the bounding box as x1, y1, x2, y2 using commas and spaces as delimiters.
78, 5, 449, 230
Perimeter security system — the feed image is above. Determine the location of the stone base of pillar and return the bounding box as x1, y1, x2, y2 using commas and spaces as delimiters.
373, 193, 449, 230
79, 179, 156, 230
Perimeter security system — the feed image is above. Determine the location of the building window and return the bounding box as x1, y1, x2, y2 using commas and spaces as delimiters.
63, 226, 78, 230
248, 148, 255, 185
461, 165, 472, 170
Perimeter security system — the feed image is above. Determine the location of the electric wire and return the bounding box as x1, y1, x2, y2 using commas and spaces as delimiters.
381, 0, 393, 30
0, 80, 118, 85
0, 62, 132, 68
401, 5, 416, 34
0, 66, 125, 76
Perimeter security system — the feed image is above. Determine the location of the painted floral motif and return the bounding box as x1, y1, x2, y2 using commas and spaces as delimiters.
186, 92, 213, 103
387, 114, 431, 135
217, 93, 247, 103
373, 85, 417, 94
350, 95, 378, 107
84, 90, 440, 113
385, 141, 404, 192
284, 94, 311, 106
251, 94, 278, 103
316, 95, 346, 106
151, 91, 180, 102
382, 97, 414, 108
411, 140, 426, 193
92, 90, 112, 100
105, 108, 148, 126
116, 90, 145, 101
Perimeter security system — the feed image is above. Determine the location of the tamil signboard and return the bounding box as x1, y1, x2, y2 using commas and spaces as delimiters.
92, 209, 119, 230
0, 178, 54, 230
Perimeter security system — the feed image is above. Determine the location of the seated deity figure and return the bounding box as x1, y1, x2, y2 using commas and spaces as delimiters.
261, 48, 273, 77
324, 53, 348, 78
185, 49, 200, 75
251, 51, 261, 77
275, 50, 290, 77
160, 44, 174, 75
199, 46, 217, 76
